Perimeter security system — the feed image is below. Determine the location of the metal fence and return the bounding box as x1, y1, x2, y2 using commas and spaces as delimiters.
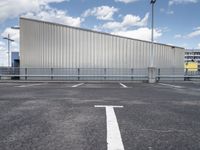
0, 67, 199, 81
0, 67, 148, 81
157, 68, 200, 81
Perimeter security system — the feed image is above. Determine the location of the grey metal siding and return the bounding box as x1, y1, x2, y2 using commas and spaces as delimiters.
20, 18, 185, 69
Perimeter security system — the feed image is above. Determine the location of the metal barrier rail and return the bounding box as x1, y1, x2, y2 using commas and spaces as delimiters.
0, 75, 148, 77
2, 74, 199, 78
0, 67, 148, 80
156, 68, 200, 80
0, 67, 199, 81
157, 75, 200, 78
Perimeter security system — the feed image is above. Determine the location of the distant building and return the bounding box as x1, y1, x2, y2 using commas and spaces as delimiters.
11, 52, 19, 67
185, 61, 198, 71
185, 49, 200, 70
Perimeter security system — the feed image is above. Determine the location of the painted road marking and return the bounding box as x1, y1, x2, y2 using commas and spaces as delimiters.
95, 105, 124, 150
119, 83, 128, 88
159, 83, 183, 89
72, 83, 84, 88
16, 83, 44, 88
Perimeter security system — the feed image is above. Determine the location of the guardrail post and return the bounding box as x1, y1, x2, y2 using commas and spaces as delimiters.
184, 68, 188, 81
157, 68, 160, 82
104, 68, 106, 80
51, 68, 53, 80
148, 67, 156, 83
131, 68, 134, 80
25, 68, 27, 80
78, 68, 80, 81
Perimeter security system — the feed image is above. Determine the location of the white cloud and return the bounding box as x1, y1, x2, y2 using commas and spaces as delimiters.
174, 34, 182, 38
174, 27, 200, 39
0, 50, 8, 66
194, 26, 200, 30
186, 27, 200, 38
123, 13, 149, 26
112, 27, 162, 41
82, 6, 118, 21
0, 41, 8, 66
167, 10, 174, 14
0, 28, 20, 66
92, 12, 159, 42
198, 43, 200, 48
102, 13, 149, 31
24, 6, 82, 27
1, 27, 20, 53
1, 28, 20, 42
115, 0, 139, 4
160, 8, 165, 12
160, 8, 174, 15
0, 0, 81, 27
0, 0, 68, 22
0, 41, 5, 47
169, 0, 198, 5
0, 27, 20, 53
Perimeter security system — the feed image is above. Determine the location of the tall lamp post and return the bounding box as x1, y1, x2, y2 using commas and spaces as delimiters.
150, 0, 156, 67
3, 34, 14, 67
148, 0, 157, 83
2, 27, 20, 67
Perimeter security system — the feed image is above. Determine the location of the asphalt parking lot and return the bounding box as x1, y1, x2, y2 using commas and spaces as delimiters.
0, 81, 200, 150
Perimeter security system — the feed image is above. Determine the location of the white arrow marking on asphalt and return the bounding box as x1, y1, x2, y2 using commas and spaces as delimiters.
95, 105, 124, 150
159, 83, 182, 89
16, 84, 44, 87
72, 83, 84, 88
119, 83, 128, 88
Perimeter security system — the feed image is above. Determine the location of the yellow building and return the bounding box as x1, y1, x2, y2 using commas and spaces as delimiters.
185, 61, 198, 71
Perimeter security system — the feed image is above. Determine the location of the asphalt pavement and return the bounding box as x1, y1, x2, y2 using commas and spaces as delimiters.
0, 81, 200, 150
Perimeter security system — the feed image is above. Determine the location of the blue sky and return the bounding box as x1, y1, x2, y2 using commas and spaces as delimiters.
0, 0, 200, 66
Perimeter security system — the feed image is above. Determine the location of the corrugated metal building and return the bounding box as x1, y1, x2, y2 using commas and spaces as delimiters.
20, 17, 184, 68
20, 18, 184, 80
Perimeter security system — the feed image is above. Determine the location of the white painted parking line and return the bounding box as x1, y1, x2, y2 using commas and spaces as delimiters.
16, 83, 44, 88
72, 83, 84, 88
159, 83, 183, 89
119, 83, 128, 88
95, 105, 124, 150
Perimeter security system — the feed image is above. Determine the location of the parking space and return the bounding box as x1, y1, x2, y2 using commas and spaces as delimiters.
0, 82, 132, 89
0, 82, 200, 150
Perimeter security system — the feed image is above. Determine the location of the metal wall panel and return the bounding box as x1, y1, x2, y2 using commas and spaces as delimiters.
20, 18, 185, 69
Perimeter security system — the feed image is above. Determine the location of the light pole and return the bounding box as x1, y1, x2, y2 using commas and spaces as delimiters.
2, 27, 20, 67
3, 34, 14, 67
150, 0, 156, 67
148, 0, 157, 83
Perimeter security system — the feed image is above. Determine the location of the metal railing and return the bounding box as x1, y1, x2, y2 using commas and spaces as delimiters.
0, 67, 148, 81
0, 67, 199, 81
157, 68, 200, 81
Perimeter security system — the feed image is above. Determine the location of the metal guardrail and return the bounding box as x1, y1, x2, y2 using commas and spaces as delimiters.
156, 68, 200, 81
0, 67, 199, 81
0, 75, 148, 77
0, 67, 148, 81
157, 75, 200, 78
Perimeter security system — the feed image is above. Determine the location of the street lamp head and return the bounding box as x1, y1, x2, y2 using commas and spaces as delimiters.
11, 26, 20, 30
3, 37, 14, 42
150, 0, 156, 4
